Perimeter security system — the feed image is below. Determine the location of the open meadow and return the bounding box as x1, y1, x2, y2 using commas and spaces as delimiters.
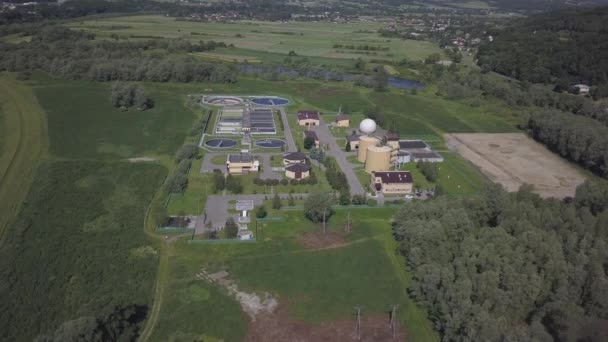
150, 208, 439, 342
66, 15, 445, 63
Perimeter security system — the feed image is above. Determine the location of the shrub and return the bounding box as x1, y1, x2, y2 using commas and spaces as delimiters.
280, 178, 289, 186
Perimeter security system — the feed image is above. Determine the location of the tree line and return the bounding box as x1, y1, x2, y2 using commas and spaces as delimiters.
393, 182, 608, 341
0, 26, 236, 84
528, 109, 608, 177
477, 7, 608, 96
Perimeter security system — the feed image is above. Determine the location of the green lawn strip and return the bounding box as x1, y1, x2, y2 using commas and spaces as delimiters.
0, 75, 48, 240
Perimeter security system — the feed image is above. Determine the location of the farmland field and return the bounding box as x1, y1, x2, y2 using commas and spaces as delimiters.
66, 15, 445, 62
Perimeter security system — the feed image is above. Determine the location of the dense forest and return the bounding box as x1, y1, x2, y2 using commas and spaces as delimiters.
393, 182, 608, 341
477, 7, 608, 94
0, 27, 236, 83
528, 110, 608, 177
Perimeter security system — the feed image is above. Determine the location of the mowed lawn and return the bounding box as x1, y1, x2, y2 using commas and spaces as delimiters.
152, 208, 438, 341
66, 15, 444, 62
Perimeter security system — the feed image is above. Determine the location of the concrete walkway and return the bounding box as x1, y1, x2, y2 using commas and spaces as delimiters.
311, 119, 365, 195
279, 108, 297, 152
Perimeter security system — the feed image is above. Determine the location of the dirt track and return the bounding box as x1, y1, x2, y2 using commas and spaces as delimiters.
445, 133, 586, 198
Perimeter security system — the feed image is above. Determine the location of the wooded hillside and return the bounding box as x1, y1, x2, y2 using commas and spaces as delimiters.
393, 183, 608, 341
477, 7, 608, 96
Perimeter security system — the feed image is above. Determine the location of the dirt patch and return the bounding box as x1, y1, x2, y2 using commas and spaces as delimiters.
297, 229, 347, 250
247, 303, 406, 342
196, 269, 278, 320
446, 133, 586, 198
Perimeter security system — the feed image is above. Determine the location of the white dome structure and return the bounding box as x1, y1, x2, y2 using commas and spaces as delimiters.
359, 118, 377, 134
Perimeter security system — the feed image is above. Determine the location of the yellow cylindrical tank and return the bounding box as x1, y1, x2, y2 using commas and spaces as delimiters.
365, 145, 392, 173
357, 135, 380, 163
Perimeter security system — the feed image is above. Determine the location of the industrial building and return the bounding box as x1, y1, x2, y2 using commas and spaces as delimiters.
283, 152, 306, 165
364, 145, 393, 173
357, 135, 380, 163
346, 134, 360, 150
335, 114, 350, 127
371, 171, 414, 194
303, 130, 320, 147
215, 107, 244, 134
245, 108, 277, 134
226, 154, 259, 174
297, 110, 320, 126
285, 163, 311, 179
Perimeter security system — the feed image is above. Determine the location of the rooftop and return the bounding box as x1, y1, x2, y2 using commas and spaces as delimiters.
373, 171, 413, 184
285, 163, 311, 172
336, 114, 350, 122
236, 200, 254, 211
411, 151, 442, 159
304, 130, 318, 140
284, 152, 306, 161
346, 134, 360, 142
399, 140, 428, 149
297, 110, 320, 121
228, 154, 255, 163
386, 132, 400, 141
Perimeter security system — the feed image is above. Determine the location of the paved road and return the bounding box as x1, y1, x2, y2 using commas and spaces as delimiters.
256, 153, 282, 179
200, 152, 225, 173
198, 193, 309, 234
311, 119, 365, 195
279, 108, 297, 152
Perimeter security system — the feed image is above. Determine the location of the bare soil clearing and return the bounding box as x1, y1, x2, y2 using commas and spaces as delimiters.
446, 133, 586, 198
297, 229, 347, 249
247, 303, 406, 342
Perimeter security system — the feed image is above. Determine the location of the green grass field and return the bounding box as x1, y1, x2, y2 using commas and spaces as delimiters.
0, 160, 167, 341
0, 75, 48, 240
33, 79, 196, 159
150, 208, 438, 341
66, 15, 445, 63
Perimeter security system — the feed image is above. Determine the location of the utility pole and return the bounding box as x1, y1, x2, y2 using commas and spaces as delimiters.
346, 211, 351, 232
322, 209, 326, 235
354, 306, 362, 340
389, 304, 399, 338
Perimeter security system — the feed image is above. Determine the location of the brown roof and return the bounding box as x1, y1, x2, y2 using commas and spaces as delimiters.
346, 134, 360, 142
336, 114, 350, 122
399, 140, 428, 149
304, 130, 318, 140
285, 163, 311, 172
386, 132, 400, 141
284, 152, 306, 161
411, 151, 443, 160
373, 171, 413, 184
297, 110, 320, 121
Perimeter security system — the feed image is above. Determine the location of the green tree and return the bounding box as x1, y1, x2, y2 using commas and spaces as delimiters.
224, 217, 238, 239
272, 193, 282, 210
372, 65, 389, 91
304, 192, 335, 223
303, 136, 315, 150
255, 205, 267, 219
175, 143, 199, 162
212, 172, 225, 193
345, 139, 351, 152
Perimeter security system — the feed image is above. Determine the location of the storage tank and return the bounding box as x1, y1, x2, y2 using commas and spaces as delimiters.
358, 135, 380, 163
365, 145, 392, 173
